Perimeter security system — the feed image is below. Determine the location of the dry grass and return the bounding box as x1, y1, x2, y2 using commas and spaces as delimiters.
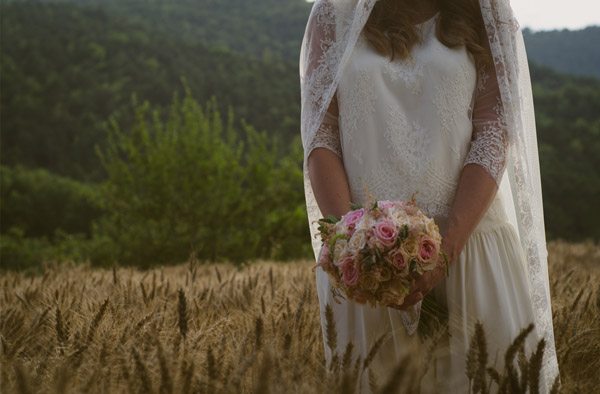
0, 240, 598, 393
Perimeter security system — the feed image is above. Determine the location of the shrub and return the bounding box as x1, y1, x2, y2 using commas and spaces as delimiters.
93, 85, 310, 267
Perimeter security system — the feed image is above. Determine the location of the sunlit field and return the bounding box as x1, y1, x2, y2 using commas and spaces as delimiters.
1, 240, 598, 393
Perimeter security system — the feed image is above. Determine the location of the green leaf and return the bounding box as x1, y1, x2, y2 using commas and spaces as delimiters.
409, 259, 417, 274
400, 224, 409, 240
350, 202, 363, 210
321, 214, 341, 224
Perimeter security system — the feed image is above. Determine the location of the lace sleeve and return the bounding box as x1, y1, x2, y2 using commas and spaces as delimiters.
306, 91, 342, 159
463, 60, 510, 186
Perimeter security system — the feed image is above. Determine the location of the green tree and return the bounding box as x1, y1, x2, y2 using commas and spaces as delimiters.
94, 86, 310, 267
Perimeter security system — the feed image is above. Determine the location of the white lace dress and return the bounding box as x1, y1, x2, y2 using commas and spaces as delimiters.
307, 13, 541, 393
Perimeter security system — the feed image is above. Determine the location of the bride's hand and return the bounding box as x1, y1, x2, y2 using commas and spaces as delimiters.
388, 264, 446, 310
388, 235, 457, 311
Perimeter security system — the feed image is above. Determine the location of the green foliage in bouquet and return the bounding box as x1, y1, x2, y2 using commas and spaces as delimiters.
350, 202, 363, 210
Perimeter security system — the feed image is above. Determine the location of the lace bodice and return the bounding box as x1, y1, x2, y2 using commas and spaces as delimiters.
306, 13, 510, 224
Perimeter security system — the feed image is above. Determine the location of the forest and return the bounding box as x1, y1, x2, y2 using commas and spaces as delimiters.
1, 0, 599, 269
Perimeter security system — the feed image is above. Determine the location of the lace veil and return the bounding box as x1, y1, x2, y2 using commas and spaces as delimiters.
299, 0, 558, 390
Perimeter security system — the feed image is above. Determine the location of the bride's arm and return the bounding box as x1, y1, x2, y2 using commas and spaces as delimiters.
303, 2, 351, 219
442, 59, 510, 264
307, 92, 353, 218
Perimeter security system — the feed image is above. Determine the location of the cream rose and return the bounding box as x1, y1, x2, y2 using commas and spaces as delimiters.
347, 229, 368, 254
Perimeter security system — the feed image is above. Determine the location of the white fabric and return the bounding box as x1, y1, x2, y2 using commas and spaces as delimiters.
300, 1, 559, 392
427, 221, 541, 393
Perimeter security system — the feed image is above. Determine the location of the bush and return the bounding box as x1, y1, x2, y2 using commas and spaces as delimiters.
0, 165, 108, 271
93, 86, 311, 267
0, 227, 104, 272
1, 164, 104, 238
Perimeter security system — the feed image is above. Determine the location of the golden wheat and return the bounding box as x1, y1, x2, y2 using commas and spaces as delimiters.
0, 240, 598, 393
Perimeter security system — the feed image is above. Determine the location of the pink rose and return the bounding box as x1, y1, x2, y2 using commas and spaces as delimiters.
373, 218, 398, 248
418, 236, 438, 263
342, 208, 365, 234
340, 257, 360, 287
335, 253, 354, 268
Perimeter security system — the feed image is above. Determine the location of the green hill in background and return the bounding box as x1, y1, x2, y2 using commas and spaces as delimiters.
523, 26, 600, 79
13, 0, 600, 75
4, 0, 313, 62
1, 2, 300, 180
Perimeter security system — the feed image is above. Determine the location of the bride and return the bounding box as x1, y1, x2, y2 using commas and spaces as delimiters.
299, 0, 559, 392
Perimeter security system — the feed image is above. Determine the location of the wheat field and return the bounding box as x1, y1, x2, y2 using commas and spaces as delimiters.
0, 240, 598, 393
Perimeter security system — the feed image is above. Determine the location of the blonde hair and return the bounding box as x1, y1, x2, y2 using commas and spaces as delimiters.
363, 0, 492, 65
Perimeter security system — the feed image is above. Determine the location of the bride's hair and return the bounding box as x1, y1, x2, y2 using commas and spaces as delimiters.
363, 0, 492, 65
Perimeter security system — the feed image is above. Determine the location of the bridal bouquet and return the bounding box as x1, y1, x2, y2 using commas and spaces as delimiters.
312, 196, 448, 308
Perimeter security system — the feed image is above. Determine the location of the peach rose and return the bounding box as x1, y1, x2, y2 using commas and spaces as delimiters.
389, 248, 408, 271
358, 271, 379, 291
400, 236, 419, 257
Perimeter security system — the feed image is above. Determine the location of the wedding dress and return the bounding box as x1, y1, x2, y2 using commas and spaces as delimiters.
307, 13, 543, 393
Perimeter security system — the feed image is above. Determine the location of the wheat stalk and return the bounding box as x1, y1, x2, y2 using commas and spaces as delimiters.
324, 303, 338, 355
132, 346, 152, 394
177, 288, 188, 339
155, 338, 173, 394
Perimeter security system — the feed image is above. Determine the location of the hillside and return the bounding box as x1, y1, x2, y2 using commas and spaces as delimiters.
4, 0, 313, 62
14, 0, 600, 74
523, 26, 600, 79
1, 2, 300, 180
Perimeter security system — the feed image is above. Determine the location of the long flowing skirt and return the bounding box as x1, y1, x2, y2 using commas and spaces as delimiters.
314, 217, 541, 393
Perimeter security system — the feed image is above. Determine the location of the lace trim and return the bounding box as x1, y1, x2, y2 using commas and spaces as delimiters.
307, 122, 342, 159
463, 120, 508, 185
480, 0, 559, 389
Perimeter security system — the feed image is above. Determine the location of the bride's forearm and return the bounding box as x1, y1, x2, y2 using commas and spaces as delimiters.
442, 163, 499, 264
307, 148, 352, 218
